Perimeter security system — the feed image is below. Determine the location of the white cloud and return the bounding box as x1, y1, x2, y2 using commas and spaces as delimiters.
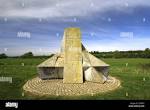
83, 37, 150, 51
0, 0, 150, 18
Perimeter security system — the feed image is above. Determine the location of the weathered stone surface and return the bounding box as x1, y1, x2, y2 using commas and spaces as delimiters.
38, 67, 63, 79
84, 67, 106, 83
63, 28, 83, 83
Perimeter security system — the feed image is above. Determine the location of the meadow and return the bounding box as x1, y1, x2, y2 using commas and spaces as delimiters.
0, 58, 150, 100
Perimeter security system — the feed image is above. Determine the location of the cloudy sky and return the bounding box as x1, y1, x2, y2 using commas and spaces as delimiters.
0, 0, 150, 56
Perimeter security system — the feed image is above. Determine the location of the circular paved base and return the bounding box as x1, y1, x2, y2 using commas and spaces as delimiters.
23, 76, 120, 96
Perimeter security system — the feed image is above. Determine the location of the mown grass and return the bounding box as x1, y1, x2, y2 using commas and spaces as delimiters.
0, 58, 150, 100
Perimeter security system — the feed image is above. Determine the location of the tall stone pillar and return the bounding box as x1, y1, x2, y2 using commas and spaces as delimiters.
63, 28, 83, 83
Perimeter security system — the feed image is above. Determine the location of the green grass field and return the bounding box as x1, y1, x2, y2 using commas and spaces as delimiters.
0, 58, 150, 100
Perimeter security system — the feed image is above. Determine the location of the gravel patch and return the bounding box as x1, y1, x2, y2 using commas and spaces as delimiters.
23, 76, 121, 96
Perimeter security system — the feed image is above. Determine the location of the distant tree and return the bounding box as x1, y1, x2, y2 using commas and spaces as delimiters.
20, 52, 34, 58
144, 48, 150, 58
0, 53, 8, 59
145, 48, 150, 51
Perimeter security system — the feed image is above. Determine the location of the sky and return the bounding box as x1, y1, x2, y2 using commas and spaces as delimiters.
0, 0, 150, 56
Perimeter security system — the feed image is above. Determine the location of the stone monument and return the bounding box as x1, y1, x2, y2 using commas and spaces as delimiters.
37, 27, 109, 83
23, 27, 121, 96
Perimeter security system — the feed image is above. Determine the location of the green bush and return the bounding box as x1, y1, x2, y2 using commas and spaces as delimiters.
20, 52, 34, 58
0, 53, 8, 59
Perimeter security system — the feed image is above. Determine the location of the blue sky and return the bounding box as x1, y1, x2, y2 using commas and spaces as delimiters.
0, 0, 150, 56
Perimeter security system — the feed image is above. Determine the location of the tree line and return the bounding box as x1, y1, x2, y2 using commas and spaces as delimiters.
0, 52, 53, 59
0, 48, 150, 59
90, 48, 150, 58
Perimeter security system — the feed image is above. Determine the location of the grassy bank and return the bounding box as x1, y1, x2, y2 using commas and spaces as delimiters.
0, 58, 150, 99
